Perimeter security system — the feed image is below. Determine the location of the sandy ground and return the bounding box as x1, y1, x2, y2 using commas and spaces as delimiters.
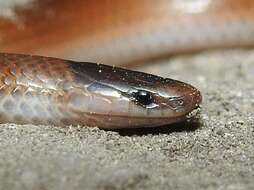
0, 49, 253, 190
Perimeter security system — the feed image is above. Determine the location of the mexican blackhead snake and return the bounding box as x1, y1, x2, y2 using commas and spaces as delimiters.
0, 0, 253, 128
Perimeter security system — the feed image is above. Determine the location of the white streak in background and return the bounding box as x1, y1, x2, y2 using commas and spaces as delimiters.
0, 0, 34, 20
172, 0, 211, 14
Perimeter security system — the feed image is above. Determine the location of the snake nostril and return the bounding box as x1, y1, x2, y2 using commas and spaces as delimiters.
167, 97, 185, 110
178, 99, 184, 105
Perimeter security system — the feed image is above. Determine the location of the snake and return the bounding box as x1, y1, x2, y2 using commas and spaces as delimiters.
0, 53, 201, 128
0, 0, 253, 128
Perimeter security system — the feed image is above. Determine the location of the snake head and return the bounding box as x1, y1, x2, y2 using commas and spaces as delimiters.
70, 62, 202, 128
122, 77, 202, 127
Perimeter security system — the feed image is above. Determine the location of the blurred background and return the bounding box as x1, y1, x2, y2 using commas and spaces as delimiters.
1, 0, 254, 66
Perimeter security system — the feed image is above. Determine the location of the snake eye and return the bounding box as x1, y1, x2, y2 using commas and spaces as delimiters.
133, 90, 154, 106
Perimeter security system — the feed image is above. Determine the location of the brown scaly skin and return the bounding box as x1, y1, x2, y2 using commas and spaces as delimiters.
0, 53, 201, 128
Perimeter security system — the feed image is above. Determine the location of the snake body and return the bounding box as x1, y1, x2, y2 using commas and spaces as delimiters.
1, 0, 254, 65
